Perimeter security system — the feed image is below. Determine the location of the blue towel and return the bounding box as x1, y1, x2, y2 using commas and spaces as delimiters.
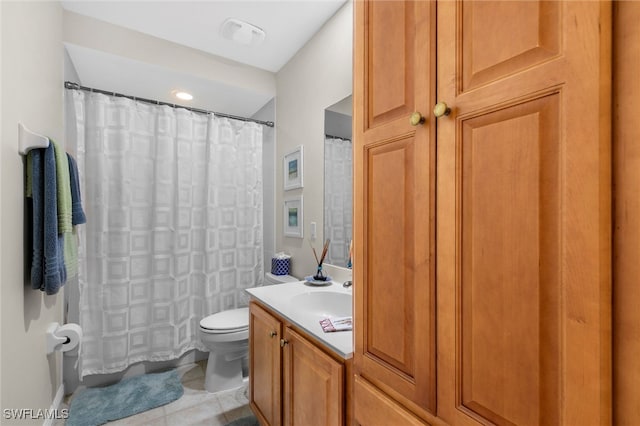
28, 149, 44, 290
67, 153, 86, 225
29, 143, 66, 295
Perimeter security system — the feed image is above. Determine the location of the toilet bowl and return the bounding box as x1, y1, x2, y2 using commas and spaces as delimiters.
199, 272, 298, 393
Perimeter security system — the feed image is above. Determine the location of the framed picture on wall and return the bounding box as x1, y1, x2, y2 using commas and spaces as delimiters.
283, 146, 304, 190
284, 196, 304, 238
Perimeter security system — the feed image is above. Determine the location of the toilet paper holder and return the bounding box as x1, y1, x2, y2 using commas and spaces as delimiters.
46, 322, 78, 354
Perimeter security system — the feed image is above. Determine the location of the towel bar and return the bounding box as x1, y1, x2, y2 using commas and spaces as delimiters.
18, 122, 49, 155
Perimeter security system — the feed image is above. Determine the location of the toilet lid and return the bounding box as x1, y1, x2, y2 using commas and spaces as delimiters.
200, 307, 249, 332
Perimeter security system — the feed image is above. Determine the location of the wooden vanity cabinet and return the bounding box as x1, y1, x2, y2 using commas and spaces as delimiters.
249, 301, 283, 426
282, 327, 344, 426
249, 301, 347, 426
354, 1, 611, 425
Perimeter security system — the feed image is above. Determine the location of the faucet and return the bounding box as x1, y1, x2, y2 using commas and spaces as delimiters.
343, 280, 352, 288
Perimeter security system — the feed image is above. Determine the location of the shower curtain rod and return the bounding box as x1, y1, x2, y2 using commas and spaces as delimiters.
64, 81, 275, 128
325, 133, 351, 141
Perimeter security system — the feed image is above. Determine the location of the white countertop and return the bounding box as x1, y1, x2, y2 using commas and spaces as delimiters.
245, 280, 353, 359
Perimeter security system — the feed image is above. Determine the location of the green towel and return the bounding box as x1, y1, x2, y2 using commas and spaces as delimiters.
52, 141, 72, 234
52, 141, 76, 278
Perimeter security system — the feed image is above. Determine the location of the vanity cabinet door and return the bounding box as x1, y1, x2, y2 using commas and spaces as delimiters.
282, 327, 344, 426
249, 302, 283, 426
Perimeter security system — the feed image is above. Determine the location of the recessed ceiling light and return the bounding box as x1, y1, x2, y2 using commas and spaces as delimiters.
173, 91, 193, 101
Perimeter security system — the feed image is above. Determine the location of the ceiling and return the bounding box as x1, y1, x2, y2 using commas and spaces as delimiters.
62, 0, 348, 117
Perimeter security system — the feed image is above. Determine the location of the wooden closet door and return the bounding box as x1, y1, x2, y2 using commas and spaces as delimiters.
436, 2, 611, 425
613, 3, 640, 424
353, 0, 437, 417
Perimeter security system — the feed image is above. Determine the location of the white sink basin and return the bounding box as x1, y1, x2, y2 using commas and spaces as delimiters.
290, 291, 352, 318
246, 281, 354, 357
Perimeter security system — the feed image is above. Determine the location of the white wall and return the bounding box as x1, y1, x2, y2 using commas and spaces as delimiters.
62, 9, 275, 94
62, 10, 275, 115
275, 1, 352, 279
325, 109, 352, 140
0, 1, 65, 422
63, 48, 80, 85
0, 0, 4, 405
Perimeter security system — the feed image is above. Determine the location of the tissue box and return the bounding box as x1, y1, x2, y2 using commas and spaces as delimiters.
271, 256, 291, 275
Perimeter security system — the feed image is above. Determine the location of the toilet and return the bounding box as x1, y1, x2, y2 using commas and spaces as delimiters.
199, 272, 298, 393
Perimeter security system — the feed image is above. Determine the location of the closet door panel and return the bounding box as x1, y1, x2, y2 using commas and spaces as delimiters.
461, 1, 560, 92
354, 376, 430, 426
366, 139, 413, 370
613, 3, 640, 424
362, 1, 431, 131
354, 0, 436, 417
437, 1, 611, 425
357, 130, 435, 412
460, 95, 561, 425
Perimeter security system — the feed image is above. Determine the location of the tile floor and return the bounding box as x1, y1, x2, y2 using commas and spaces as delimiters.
59, 361, 255, 426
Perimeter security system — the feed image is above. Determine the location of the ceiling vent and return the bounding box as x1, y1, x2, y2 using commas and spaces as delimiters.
221, 18, 265, 47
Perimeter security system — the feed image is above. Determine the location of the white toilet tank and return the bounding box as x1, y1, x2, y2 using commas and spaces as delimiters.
264, 272, 298, 285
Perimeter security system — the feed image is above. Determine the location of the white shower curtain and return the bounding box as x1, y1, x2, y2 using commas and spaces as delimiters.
324, 136, 353, 267
69, 90, 263, 377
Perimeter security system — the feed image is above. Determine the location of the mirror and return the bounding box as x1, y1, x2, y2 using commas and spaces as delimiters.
324, 95, 353, 268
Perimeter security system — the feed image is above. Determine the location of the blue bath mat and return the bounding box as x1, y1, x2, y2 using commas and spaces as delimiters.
67, 369, 183, 426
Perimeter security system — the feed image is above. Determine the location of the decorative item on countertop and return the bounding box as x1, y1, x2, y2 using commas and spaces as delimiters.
309, 238, 331, 281
304, 275, 333, 286
319, 316, 353, 333
346, 240, 353, 269
271, 252, 291, 275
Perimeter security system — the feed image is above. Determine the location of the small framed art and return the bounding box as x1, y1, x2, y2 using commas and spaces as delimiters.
283, 145, 304, 190
284, 196, 304, 238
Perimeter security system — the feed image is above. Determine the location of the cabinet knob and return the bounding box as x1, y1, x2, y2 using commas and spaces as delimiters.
269, 331, 277, 338
280, 339, 289, 347
409, 112, 425, 126
433, 102, 451, 118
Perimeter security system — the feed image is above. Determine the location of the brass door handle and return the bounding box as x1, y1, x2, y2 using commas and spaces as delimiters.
280, 339, 289, 347
409, 112, 425, 126
433, 102, 451, 118
269, 331, 277, 338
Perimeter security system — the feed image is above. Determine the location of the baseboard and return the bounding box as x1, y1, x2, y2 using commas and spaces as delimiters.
42, 384, 65, 426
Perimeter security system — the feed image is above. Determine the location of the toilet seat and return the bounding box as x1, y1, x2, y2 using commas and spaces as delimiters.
200, 307, 249, 334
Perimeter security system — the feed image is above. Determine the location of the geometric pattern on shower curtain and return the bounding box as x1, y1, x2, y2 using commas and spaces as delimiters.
69, 90, 263, 378
323, 136, 353, 267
